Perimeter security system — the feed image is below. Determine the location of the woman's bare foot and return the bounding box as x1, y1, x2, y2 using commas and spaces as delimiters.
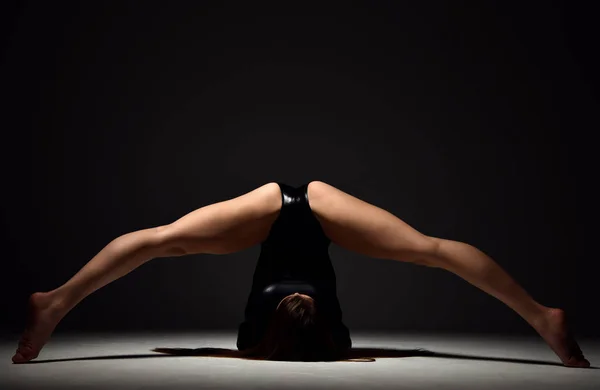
534, 307, 590, 368
12, 292, 65, 363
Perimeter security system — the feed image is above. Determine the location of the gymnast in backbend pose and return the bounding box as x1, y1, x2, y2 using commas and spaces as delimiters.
12, 181, 589, 366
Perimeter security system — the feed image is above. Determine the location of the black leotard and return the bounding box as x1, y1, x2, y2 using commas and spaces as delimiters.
236, 182, 352, 350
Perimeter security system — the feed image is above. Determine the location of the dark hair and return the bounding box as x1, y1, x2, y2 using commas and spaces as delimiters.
155, 293, 372, 362
239, 293, 342, 361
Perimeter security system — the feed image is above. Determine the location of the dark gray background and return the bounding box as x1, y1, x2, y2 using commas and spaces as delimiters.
1, 1, 598, 337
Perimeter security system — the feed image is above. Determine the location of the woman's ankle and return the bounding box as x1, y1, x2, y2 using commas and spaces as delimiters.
527, 304, 554, 331
40, 289, 71, 318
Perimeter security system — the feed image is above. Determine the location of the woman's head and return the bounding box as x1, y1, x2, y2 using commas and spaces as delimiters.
276, 292, 313, 310
244, 292, 342, 361
153, 291, 379, 362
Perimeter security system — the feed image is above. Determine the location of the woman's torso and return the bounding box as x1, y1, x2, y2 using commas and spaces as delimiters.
237, 182, 351, 349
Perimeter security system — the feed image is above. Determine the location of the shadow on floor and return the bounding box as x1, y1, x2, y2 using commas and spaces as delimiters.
18, 346, 597, 368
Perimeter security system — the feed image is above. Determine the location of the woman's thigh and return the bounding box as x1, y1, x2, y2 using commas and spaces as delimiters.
307, 181, 439, 265
157, 182, 282, 256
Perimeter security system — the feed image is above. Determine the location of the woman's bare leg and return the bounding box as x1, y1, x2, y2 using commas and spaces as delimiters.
307, 181, 589, 368
12, 182, 282, 363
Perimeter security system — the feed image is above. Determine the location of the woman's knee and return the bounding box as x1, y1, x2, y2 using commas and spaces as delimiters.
405, 236, 442, 267
151, 225, 189, 257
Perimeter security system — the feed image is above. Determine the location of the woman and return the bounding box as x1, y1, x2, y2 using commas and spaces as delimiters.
12, 181, 590, 366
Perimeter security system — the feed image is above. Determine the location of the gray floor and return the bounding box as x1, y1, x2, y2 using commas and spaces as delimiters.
2, 332, 599, 390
